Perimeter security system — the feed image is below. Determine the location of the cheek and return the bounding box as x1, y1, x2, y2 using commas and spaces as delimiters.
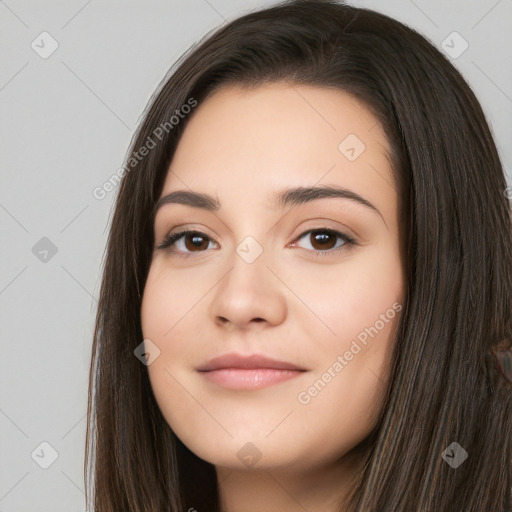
290, 302, 402, 467
140, 267, 200, 388
140, 262, 210, 338
287, 243, 403, 419
284, 243, 404, 354
140, 264, 215, 429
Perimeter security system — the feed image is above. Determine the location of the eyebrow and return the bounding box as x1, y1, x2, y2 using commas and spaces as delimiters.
153, 185, 386, 226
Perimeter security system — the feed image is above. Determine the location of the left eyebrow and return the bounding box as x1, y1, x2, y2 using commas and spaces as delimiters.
274, 184, 380, 213
153, 184, 386, 228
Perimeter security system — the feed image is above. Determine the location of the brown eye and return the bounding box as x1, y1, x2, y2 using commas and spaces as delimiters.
183, 232, 209, 252
157, 230, 217, 255
294, 228, 355, 256
308, 230, 338, 250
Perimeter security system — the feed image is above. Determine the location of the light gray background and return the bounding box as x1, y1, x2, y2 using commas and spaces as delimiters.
1, 1, 511, 511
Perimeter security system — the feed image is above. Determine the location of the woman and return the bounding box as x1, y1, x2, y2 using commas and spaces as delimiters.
85, 1, 512, 510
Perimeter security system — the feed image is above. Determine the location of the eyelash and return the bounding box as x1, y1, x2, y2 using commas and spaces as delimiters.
156, 228, 356, 258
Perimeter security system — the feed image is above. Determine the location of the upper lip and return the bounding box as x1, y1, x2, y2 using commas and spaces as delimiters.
196, 353, 307, 371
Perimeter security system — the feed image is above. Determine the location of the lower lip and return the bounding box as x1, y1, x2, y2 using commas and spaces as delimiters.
199, 368, 304, 390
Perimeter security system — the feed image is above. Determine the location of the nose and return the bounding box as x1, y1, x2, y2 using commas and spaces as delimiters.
208, 251, 287, 331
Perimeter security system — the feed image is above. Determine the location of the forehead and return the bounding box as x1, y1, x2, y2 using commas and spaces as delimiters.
160, 82, 396, 214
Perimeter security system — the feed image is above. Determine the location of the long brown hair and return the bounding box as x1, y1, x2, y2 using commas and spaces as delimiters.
85, 1, 512, 510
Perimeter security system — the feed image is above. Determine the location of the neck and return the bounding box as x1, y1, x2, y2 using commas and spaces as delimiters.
216, 447, 366, 512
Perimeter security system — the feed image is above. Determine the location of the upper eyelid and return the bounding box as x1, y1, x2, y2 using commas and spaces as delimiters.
158, 217, 359, 239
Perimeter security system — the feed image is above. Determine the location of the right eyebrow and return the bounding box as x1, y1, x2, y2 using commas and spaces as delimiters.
153, 190, 220, 220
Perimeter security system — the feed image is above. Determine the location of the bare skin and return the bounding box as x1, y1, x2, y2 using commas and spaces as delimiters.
141, 82, 405, 511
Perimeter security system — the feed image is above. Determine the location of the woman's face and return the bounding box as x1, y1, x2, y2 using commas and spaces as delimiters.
141, 83, 404, 473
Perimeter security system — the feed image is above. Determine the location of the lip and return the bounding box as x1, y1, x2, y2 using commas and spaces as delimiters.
197, 353, 306, 371
197, 353, 307, 390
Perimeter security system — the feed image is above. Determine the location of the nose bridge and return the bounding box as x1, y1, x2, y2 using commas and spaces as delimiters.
219, 196, 273, 276
223, 234, 271, 299
235, 232, 266, 266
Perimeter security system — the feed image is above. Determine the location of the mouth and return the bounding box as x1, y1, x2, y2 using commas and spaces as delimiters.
196, 353, 308, 390
199, 368, 305, 390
